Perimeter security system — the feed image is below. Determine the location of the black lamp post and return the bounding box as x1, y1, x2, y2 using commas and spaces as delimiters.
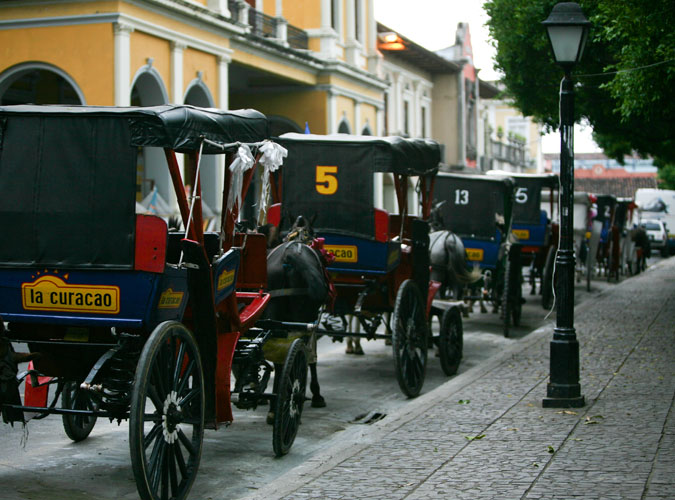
542, 2, 590, 408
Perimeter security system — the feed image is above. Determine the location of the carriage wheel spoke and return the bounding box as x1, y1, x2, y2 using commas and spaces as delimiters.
144, 422, 163, 450
176, 359, 196, 396
177, 428, 197, 457
172, 342, 187, 388
178, 387, 200, 409
174, 438, 188, 477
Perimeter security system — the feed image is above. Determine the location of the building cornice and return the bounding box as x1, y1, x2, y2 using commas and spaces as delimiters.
0, 11, 235, 59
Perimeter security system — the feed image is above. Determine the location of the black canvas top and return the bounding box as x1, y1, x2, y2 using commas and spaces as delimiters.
277, 134, 440, 239
277, 133, 441, 176
0, 105, 269, 154
487, 171, 559, 225
0, 105, 268, 269
434, 173, 515, 240
594, 194, 617, 225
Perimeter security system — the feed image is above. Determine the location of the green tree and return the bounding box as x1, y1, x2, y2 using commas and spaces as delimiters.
657, 163, 675, 190
484, 0, 675, 165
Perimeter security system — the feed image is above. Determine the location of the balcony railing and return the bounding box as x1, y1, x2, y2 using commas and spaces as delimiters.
287, 24, 309, 51
490, 138, 530, 169
228, 1, 309, 50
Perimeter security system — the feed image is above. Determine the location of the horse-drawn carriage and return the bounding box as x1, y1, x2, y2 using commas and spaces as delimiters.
269, 133, 464, 397
431, 173, 518, 337
614, 198, 639, 277
593, 194, 618, 279
487, 171, 559, 309
0, 104, 311, 500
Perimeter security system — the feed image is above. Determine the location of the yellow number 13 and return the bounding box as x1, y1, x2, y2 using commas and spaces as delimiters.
315, 165, 338, 195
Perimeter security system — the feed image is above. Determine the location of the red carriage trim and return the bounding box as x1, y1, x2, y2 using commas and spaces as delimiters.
134, 215, 167, 273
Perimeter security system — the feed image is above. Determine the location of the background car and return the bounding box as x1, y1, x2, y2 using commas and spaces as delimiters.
641, 219, 668, 256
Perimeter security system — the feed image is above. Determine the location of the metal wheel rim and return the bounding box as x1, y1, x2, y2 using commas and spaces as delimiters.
131, 323, 204, 500
392, 281, 428, 397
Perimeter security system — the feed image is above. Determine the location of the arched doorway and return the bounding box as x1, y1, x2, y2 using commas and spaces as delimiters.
130, 68, 170, 208
184, 81, 219, 228
0, 63, 85, 105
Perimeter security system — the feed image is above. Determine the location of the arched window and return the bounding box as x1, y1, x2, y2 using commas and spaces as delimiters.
338, 118, 351, 134
0, 62, 85, 105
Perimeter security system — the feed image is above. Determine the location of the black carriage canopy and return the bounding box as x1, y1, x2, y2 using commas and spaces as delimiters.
434, 173, 514, 240
487, 171, 558, 225
276, 133, 440, 239
0, 105, 269, 269
594, 194, 617, 225
613, 199, 633, 230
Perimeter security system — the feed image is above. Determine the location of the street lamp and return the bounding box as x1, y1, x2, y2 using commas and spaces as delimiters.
541, 2, 590, 408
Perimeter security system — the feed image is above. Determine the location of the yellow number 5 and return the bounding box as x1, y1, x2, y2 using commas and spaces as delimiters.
315, 165, 338, 195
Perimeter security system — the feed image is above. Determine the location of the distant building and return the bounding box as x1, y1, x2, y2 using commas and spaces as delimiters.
544, 152, 658, 198
480, 85, 544, 173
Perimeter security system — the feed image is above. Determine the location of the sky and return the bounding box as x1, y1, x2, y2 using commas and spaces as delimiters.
373, 0, 601, 154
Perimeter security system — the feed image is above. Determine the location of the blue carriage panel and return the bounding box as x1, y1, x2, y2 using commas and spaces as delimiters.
462, 230, 502, 270
0, 268, 177, 328
512, 210, 548, 247
212, 248, 240, 304
149, 266, 190, 327
322, 234, 400, 275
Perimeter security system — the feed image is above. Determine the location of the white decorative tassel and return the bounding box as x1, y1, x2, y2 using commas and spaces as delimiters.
257, 141, 287, 225
227, 143, 255, 214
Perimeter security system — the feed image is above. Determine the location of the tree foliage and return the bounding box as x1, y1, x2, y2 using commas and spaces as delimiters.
484, 0, 675, 165
657, 163, 675, 190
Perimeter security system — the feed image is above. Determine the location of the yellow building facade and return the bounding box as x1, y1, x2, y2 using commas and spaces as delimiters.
0, 0, 387, 214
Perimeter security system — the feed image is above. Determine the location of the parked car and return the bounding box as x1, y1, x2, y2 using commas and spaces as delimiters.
641, 219, 668, 256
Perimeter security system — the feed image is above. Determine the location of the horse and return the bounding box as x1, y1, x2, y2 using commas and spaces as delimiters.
428, 201, 481, 310
263, 215, 332, 420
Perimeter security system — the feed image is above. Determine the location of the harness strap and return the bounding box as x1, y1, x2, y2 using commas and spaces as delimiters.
268, 287, 309, 298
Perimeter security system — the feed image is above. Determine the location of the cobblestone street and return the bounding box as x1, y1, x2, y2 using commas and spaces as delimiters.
246, 258, 675, 500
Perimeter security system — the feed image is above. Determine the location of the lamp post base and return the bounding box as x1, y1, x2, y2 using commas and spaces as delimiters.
543, 384, 585, 408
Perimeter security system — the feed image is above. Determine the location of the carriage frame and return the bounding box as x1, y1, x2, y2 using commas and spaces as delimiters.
269, 133, 464, 397
0, 104, 308, 500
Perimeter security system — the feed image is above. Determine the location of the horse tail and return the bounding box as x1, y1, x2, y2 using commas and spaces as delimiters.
445, 232, 482, 284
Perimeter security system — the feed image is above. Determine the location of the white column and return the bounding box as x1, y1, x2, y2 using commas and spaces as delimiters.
326, 89, 337, 134
321, 0, 331, 27
207, 0, 230, 16
392, 72, 401, 135
113, 22, 133, 106
376, 104, 384, 136
374, 172, 384, 209
170, 42, 185, 104
354, 100, 362, 134
218, 55, 230, 110
412, 81, 420, 137
276, 0, 282, 16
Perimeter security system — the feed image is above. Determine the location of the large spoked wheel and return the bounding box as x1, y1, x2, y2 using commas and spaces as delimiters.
542, 246, 556, 310
392, 279, 428, 398
509, 253, 523, 329
438, 307, 463, 376
62, 380, 98, 442
502, 257, 512, 338
130, 321, 205, 500
273, 338, 308, 457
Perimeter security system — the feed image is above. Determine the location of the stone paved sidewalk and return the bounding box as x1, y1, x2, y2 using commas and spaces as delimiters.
246, 258, 675, 500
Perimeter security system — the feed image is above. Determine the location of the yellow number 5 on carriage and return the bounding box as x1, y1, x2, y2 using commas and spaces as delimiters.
316, 166, 338, 195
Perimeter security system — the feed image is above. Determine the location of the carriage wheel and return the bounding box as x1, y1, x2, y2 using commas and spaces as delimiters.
62, 381, 98, 442
130, 321, 204, 500
438, 307, 463, 376
541, 246, 556, 310
502, 257, 512, 338
392, 280, 428, 398
273, 338, 308, 457
586, 246, 593, 291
